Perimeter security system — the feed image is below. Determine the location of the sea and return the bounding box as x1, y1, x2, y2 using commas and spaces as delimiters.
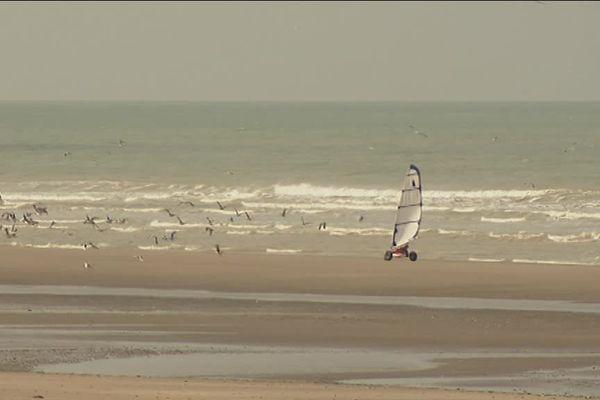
1, 101, 599, 265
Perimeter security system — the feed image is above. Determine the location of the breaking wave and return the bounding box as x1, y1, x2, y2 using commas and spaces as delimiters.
481, 217, 526, 223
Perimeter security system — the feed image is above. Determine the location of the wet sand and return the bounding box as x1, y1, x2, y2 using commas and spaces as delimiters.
1, 246, 600, 399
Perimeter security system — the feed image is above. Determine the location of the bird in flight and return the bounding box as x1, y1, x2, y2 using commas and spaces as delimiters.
409, 123, 429, 138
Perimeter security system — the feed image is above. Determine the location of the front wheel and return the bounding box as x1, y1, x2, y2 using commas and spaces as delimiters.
409, 251, 418, 262
384, 251, 393, 261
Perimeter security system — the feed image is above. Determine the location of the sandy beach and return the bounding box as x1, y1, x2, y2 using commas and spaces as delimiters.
1, 246, 600, 399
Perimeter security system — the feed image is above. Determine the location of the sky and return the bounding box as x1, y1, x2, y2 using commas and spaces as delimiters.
0, 1, 599, 102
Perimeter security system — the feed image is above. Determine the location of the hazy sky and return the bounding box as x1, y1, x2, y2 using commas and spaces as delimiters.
0, 1, 599, 101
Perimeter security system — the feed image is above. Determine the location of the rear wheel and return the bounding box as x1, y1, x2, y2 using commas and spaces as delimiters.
384, 251, 393, 261
409, 251, 418, 262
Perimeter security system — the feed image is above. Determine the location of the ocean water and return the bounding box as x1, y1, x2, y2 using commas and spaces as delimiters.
1, 101, 599, 264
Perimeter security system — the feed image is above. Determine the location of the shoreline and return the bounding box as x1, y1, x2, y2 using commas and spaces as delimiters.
2, 246, 600, 398
2, 245, 600, 300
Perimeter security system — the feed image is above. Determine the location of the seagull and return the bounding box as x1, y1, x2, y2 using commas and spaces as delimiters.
163, 209, 176, 217
22, 213, 38, 226
206, 217, 214, 226
153, 236, 159, 246
216, 201, 225, 210
234, 208, 241, 217
318, 222, 327, 231
1, 212, 16, 223
33, 204, 48, 215
180, 201, 195, 207
105, 215, 113, 224
119, 139, 126, 147
84, 215, 98, 225
244, 211, 252, 221
64, 151, 72, 157
83, 262, 92, 269
409, 123, 429, 138
169, 231, 177, 241
492, 136, 499, 143
176, 216, 185, 225
358, 215, 364, 222
115, 218, 127, 224
281, 208, 288, 217
48, 221, 56, 229
135, 255, 144, 262
205, 227, 214, 236
4, 227, 16, 238
215, 244, 223, 255
82, 242, 99, 250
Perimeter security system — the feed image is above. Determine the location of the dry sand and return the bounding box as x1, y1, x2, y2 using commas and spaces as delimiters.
1, 246, 600, 399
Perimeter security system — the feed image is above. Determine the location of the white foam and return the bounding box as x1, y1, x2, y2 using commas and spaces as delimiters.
512, 258, 595, 266
537, 210, 600, 221
199, 208, 238, 215
26, 243, 84, 250
150, 220, 206, 228
453, 208, 477, 213
110, 227, 141, 233
1, 202, 31, 209
124, 191, 188, 202
228, 224, 270, 229
5, 192, 108, 202
481, 217, 526, 223
184, 246, 202, 251
137, 246, 172, 251
192, 188, 261, 201
242, 201, 389, 212
437, 229, 473, 236
468, 257, 505, 263
488, 231, 544, 240
69, 206, 107, 211
328, 227, 390, 236
547, 232, 600, 243
121, 208, 163, 213
266, 248, 302, 254
427, 189, 557, 200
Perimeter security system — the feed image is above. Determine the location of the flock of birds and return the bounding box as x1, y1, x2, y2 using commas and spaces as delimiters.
2, 191, 367, 270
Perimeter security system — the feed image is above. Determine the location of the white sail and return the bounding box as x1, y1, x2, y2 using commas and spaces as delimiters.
392, 164, 422, 247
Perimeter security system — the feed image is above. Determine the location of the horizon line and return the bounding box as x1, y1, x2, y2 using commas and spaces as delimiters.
1, 99, 599, 104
